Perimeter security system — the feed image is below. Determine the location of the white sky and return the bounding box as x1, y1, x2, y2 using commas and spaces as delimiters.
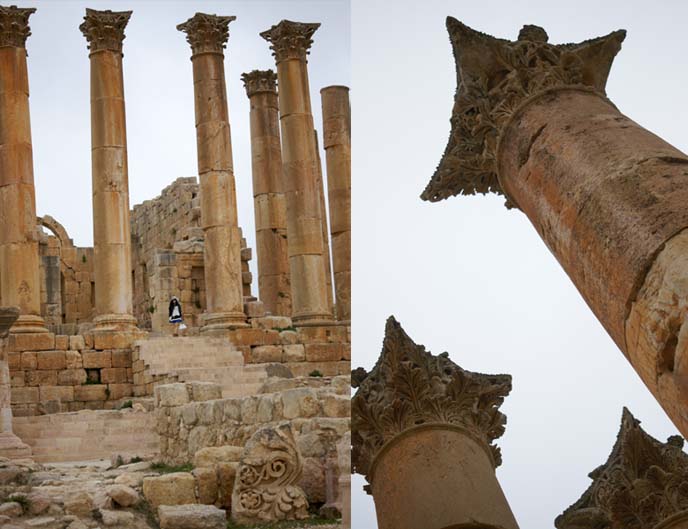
18, 0, 350, 288
351, 0, 687, 527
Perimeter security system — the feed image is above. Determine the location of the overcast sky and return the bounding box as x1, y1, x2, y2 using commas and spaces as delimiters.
18, 0, 349, 287
351, 0, 687, 527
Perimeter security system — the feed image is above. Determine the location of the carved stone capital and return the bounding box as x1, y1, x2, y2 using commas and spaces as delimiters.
556, 408, 688, 529
79, 8, 131, 54
0, 307, 19, 338
241, 69, 277, 98
0, 5, 35, 49
421, 19, 626, 207
177, 12, 235, 56
352, 316, 512, 486
260, 20, 320, 63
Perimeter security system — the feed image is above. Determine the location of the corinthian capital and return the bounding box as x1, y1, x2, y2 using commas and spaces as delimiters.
0, 5, 35, 49
79, 8, 131, 54
556, 408, 688, 529
421, 19, 626, 206
260, 20, 320, 63
352, 316, 512, 487
241, 69, 277, 98
177, 13, 235, 56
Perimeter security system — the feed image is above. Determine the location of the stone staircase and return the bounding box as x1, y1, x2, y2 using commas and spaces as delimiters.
136, 336, 269, 398
13, 409, 158, 463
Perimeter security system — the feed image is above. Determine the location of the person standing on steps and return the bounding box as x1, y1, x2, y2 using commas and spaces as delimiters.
168, 296, 185, 336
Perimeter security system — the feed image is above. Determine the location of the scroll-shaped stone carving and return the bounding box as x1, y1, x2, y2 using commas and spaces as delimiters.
241, 69, 277, 97
352, 316, 512, 486
556, 408, 688, 529
231, 423, 309, 524
421, 19, 625, 206
79, 8, 132, 53
177, 12, 234, 56
0, 5, 35, 49
260, 20, 320, 63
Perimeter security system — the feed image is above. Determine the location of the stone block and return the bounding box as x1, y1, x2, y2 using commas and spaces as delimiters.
252, 315, 292, 330
54, 335, 69, 350
305, 343, 343, 363
108, 383, 133, 400
280, 330, 299, 345
281, 388, 321, 419
194, 446, 243, 468
8, 332, 55, 352
93, 332, 136, 350
36, 351, 66, 370
111, 349, 131, 368
26, 370, 58, 387
69, 335, 85, 351
215, 462, 237, 509
74, 384, 108, 401
20, 351, 37, 370
101, 368, 128, 384
158, 505, 226, 529
143, 472, 197, 510
10, 371, 24, 387
58, 369, 87, 386
251, 345, 283, 363
187, 382, 221, 402
283, 344, 306, 362
64, 491, 94, 516
65, 351, 83, 369
322, 394, 350, 418
11, 387, 39, 404
107, 484, 140, 507
39, 386, 74, 403
7, 352, 20, 370
155, 383, 189, 407
192, 467, 218, 505
82, 350, 111, 369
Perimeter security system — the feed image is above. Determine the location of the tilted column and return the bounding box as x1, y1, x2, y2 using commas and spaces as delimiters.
260, 20, 333, 325
352, 317, 519, 529
241, 70, 291, 317
0, 308, 31, 458
422, 20, 688, 439
79, 9, 137, 332
0, 6, 47, 334
178, 13, 246, 331
557, 408, 688, 529
314, 130, 334, 315
321, 86, 351, 321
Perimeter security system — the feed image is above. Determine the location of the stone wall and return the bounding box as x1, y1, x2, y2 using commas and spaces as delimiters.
155, 376, 350, 504
7, 332, 141, 416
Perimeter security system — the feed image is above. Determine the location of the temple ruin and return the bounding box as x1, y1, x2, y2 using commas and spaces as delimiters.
0, 5, 350, 528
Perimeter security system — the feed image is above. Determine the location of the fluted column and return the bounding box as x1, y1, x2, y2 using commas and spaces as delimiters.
423, 20, 688, 440
241, 70, 291, 317
0, 5, 47, 334
352, 317, 519, 529
260, 20, 333, 325
557, 409, 688, 529
0, 308, 31, 457
178, 13, 246, 331
321, 86, 351, 321
79, 8, 137, 332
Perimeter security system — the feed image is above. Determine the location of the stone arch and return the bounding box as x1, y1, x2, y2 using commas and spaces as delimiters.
36, 215, 74, 248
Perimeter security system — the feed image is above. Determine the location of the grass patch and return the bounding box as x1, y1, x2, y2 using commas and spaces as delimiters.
151, 462, 193, 474
119, 400, 133, 409
276, 326, 297, 333
4, 493, 31, 513
133, 498, 158, 528
226, 516, 336, 529
308, 370, 323, 377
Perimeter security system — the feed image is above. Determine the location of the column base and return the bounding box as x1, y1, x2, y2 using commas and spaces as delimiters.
93, 313, 138, 333
292, 311, 335, 327
10, 314, 48, 334
201, 311, 249, 334
0, 432, 32, 460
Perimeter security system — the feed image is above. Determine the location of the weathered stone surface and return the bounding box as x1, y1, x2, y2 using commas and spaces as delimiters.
100, 509, 135, 527
0, 502, 22, 517
64, 490, 94, 516
231, 423, 308, 524
187, 381, 221, 402
107, 484, 139, 507
143, 472, 197, 509
193, 467, 218, 505
158, 504, 226, 529
216, 462, 237, 510
155, 383, 189, 407
194, 445, 243, 468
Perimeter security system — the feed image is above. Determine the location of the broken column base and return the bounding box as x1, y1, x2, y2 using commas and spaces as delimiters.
10, 314, 48, 334
0, 432, 31, 459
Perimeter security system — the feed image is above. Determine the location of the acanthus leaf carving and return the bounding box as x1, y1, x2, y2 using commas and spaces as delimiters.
351, 316, 512, 487
556, 408, 688, 529
420, 19, 626, 208
0, 5, 35, 50
241, 69, 277, 98
260, 20, 320, 63
177, 12, 235, 56
79, 8, 131, 54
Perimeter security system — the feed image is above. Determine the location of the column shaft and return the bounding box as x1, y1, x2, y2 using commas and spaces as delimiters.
243, 72, 291, 317
321, 86, 351, 321
0, 7, 46, 334
314, 130, 334, 315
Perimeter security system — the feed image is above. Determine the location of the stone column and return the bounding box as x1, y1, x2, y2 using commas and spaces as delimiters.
79, 9, 137, 332
352, 317, 519, 529
314, 130, 334, 315
178, 13, 247, 332
0, 5, 47, 334
241, 70, 291, 317
260, 20, 333, 325
557, 408, 688, 529
0, 308, 31, 458
422, 20, 688, 439
321, 86, 351, 321
337, 432, 351, 529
